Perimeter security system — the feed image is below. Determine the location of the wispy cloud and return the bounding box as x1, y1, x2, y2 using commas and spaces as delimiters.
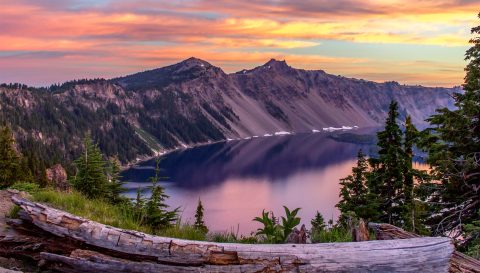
0, 0, 476, 86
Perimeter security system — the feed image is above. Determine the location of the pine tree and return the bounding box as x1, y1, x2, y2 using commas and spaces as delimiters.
0, 125, 22, 187
310, 211, 326, 233
143, 158, 179, 230
370, 101, 405, 226
106, 157, 127, 204
403, 115, 417, 231
337, 150, 371, 221
421, 14, 480, 244
71, 136, 109, 199
194, 198, 208, 233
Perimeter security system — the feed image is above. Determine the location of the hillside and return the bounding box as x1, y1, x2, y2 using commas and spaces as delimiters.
0, 58, 457, 166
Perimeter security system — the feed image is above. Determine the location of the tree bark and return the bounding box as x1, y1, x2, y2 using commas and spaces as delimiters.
3, 195, 460, 272
369, 223, 480, 273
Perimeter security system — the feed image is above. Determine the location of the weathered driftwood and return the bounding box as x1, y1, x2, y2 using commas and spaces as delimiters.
369, 223, 480, 273
7, 195, 458, 272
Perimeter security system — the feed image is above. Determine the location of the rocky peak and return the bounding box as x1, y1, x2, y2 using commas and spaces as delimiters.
250, 59, 292, 74
264, 58, 289, 68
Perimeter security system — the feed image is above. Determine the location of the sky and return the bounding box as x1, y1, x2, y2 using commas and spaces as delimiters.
0, 0, 479, 87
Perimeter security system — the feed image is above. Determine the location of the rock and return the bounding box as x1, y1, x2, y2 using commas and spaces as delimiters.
46, 164, 69, 192
285, 224, 307, 244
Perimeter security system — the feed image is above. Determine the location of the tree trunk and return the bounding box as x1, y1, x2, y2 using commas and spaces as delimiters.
369, 223, 480, 273
2, 195, 460, 272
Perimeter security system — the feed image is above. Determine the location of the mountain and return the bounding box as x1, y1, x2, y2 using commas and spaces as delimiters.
0, 58, 458, 167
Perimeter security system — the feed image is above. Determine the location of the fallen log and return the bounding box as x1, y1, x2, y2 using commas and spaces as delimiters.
8, 195, 458, 272
369, 223, 480, 273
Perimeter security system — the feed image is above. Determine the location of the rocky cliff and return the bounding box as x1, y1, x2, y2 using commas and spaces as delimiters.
0, 58, 458, 164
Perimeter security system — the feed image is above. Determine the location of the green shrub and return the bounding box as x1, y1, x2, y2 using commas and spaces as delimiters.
8, 182, 40, 194
253, 206, 301, 243
311, 227, 353, 243
157, 222, 207, 241
7, 205, 21, 218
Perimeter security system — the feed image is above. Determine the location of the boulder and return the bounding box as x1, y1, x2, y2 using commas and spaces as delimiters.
46, 164, 69, 192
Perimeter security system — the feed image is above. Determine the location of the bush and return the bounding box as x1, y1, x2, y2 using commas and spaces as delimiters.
8, 182, 40, 194
157, 221, 207, 241
253, 206, 301, 243
311, 227, 353, 243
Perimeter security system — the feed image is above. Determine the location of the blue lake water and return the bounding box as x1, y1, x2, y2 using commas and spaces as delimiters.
121, 132, 378, 234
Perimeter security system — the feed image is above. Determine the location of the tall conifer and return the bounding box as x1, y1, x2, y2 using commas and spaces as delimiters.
72, 136, 109, 198
421, 14, 480, 246
0, 125, 22, 187
371, 101, 405, 226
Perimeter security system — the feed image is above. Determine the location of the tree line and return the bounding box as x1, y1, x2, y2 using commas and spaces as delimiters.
336, 15, 480, 257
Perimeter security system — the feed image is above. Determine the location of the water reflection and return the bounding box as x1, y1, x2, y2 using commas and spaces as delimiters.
122, 133, 374, 234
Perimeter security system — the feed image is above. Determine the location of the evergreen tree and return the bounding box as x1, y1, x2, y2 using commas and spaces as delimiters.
71, 136, 109, 199
370, 101, 405, 226
143, 158, 179, 230
420, 14, 480, 244
337, 150, 372, 221
403, 115, 417, 231
0, 125, 22, 187
106, 157, 127, 204
310, 211, 326, 233
194, 198, 208, 233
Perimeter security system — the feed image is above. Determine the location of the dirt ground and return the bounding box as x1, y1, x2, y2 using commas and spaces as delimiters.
0, 190, 29, 273
0, 191, 14, 234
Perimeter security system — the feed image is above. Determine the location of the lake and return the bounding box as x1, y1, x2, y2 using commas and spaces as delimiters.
121, 132, 378, 234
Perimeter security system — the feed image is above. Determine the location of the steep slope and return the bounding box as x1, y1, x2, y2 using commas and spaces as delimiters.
0, 58, 458, 166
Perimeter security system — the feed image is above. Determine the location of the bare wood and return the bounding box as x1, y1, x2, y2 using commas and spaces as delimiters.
11, 195, 457, 272
351, 219, 370, 242
369, 223, 480, 273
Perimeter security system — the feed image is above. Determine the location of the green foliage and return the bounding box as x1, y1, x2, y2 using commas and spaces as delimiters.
157, 221, 207, 241
134, 159, 179, 231
8, 182, 40, 194
71, 136, 110, 199
7, 205, 21, 219
310, 226, 353, 243
253, 206, 301, 243
463, 210, 480, 259
370, 101, 405, 226
418, 14, 480, 248
253, 210, 282, 243
337, 150, 374, 222
0, 125, 23, 188
337, 102, 428, 233
106, 157, 128, 204
280, 206, 301, 241
310, 211, 326, 233
32, 189, 149, 233
194, 199, 208, 233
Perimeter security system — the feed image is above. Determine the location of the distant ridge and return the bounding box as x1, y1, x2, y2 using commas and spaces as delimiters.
0, 57, 458, 164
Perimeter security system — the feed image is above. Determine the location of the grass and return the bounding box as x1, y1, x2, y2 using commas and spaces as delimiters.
25, 188, 254, 242
13, 187, 362, 244
8, 182, 40, 194
32, 189, 151, 233
311, 227, 353, 243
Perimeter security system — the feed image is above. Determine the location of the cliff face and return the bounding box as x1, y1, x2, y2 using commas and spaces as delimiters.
0, 58, 458, 164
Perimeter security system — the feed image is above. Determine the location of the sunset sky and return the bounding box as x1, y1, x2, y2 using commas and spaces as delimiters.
0, 0, 479, 87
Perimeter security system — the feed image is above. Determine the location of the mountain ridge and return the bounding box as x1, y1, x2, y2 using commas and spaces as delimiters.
0, 57, 458, 167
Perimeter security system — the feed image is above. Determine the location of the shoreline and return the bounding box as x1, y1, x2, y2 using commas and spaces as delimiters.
122, 126, 364, 170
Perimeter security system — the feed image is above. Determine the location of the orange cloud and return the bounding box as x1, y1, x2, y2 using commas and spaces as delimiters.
0, 0, 475, 86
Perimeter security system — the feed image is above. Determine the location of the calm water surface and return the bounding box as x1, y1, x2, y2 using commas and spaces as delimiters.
122, 133, 379, 234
